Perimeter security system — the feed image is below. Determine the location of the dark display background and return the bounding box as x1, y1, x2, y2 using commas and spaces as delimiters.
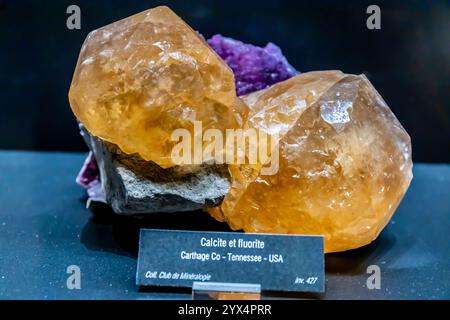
0, 0, 449, 162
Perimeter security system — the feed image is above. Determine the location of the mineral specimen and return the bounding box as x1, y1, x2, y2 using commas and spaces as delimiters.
69, 6, 413, 253
69, 6, 247, 169
207, 34, 298, 96
81, 125, 231, 214
208, 71, 413, 253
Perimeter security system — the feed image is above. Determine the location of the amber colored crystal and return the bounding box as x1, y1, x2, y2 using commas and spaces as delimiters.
208, 71, 413, 252
69, 6, 246, 168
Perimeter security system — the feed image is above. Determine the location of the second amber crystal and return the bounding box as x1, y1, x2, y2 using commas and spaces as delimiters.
208, 71, 413, 252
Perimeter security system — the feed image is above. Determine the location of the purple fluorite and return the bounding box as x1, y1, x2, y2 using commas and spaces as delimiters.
207, 34, 298, 96
76, 152, 105, 202
76, 151, 98, 188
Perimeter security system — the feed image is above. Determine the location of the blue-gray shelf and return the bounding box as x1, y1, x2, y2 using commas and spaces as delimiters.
0, 151, 448, 299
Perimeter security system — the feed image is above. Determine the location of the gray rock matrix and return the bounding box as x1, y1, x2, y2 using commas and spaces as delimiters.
80, 124, 231, 214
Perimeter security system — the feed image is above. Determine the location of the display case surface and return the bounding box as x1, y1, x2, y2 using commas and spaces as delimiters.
0, 151, 448, 299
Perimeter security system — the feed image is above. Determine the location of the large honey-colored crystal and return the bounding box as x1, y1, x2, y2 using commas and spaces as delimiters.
69, 6, 246, 168
208, 71, 413, 252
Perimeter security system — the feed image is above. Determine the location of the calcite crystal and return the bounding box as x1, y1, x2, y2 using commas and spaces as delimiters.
73, 30, 297, 204
208, 71, 413, 253
69, 6, 247, 168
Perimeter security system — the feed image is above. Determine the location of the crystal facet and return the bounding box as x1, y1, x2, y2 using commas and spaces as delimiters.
208, 71, 413, 253
69, 6, 247, 168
